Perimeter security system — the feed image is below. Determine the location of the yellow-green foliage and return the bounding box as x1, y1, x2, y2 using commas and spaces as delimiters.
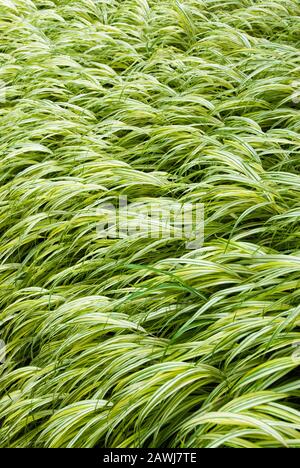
0, 0, 299, 448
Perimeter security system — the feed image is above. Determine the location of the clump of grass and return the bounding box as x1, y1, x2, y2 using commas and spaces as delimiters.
0, 0, 299, 448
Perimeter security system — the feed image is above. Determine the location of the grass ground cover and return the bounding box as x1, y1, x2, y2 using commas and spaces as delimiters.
0, 0, 299, 448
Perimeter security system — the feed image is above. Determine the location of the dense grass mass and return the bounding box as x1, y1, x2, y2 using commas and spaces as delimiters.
0, 0, 300, 448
